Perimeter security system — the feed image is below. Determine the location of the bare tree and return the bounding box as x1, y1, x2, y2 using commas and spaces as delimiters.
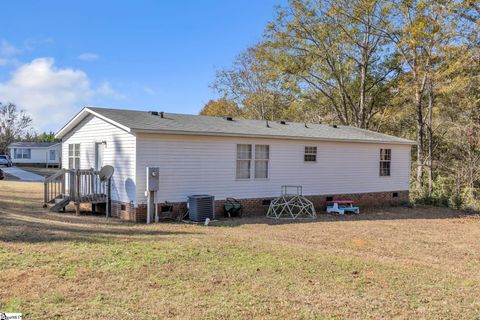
0, 103, 33, 154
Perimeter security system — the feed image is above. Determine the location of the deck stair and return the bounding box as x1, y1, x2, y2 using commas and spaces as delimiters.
48, 196, 71, 212
44, 168, 111, 215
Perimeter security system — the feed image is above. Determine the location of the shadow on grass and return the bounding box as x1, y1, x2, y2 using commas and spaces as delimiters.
208, 206, 475, 227
0, 209, 199, 243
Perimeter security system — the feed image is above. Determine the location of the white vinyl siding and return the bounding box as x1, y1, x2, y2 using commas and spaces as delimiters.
61, 114, 136, 204
135, 133, 411, 204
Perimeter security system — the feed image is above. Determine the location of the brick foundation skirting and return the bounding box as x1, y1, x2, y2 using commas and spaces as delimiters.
107, 190, 409, 223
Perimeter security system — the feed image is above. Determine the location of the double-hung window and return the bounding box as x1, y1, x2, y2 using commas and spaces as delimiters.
236, 144, 252, 179
14, 148, 31, 159
236, 144, 270, 179
380, 149, 391, 176
68, 144, 80, 169
254, 145, 269, 179
304, 146, 317, 162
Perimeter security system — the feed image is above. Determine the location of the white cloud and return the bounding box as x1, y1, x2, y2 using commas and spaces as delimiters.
0, 58, 93, 131
97, 81, 125, 100
0, 40, 20, 56
78, 53, 99, 61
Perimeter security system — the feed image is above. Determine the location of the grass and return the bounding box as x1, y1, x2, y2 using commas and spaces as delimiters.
1, 181, 480, 319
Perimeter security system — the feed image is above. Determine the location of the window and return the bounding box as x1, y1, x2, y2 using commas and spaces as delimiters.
304, 146, 317, 162
68, 144, 80, 169
13, 148, 31, 159
254, 145, 269, 179
236, 144, 270, 179
380, 149, 391, 176
49, 150, 56, 161
236, 144, 252, 179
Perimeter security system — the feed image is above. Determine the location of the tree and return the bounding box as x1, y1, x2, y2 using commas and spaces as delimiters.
392, 0, 462, 193
212, 46, 291, 120
0, 103, 33, 154
260, 0, 398, 129
199, 98, 241, 117
208, 0, 480, 208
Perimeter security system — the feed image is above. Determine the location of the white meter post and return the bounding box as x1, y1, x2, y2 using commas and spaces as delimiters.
146, 167, 160, 224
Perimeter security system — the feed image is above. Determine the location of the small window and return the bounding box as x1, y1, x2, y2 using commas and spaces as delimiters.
68, 144, 80, 169
236, 144, 252, 179
304, 146, 317, 162
254, 145, 269, 179
49, 150, 56, 161
380, 149, 391, 176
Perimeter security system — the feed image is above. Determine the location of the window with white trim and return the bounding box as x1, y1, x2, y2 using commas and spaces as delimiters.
49, 150, 56, 161
304, 146, 317, 162
380, 149, 391, 176
14, 148, 31, 159
68, 144, 80, 169
236, 144, 252, 179
254, 145, 269, 179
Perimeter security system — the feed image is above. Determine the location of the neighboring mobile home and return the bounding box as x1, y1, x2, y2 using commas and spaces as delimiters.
8, 142, 62, 167
55, 107, 414, 222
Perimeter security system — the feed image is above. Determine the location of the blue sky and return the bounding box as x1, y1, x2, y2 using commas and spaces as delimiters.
0, 0, 286, 132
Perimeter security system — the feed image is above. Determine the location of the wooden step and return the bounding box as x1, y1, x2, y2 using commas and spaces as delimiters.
50, 197, 71, 212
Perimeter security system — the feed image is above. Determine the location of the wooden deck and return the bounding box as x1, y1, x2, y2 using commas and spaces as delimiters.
44, 168, 111, 215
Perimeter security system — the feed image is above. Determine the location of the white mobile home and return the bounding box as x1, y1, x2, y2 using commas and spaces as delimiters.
8, 142, 61, 167
56, 107, 414, 222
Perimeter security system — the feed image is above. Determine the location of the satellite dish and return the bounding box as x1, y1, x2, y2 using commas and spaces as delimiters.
99, 165, 114, 181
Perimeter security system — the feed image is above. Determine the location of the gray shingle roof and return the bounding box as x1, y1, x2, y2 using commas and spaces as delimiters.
8, 142, 59, 148
87, 107, 414, 145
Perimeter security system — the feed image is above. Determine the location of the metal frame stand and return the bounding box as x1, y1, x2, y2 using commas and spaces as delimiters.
266, 185, 317, 219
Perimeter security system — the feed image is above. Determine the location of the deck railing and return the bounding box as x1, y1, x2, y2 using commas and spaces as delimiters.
44, 169, 67, 205
44, 168, 111, 214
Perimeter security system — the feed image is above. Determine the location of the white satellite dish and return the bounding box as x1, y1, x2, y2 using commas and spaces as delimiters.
99, 165, 114, 181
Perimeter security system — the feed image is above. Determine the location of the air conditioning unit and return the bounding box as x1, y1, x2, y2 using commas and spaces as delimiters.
188, 195, 215, 222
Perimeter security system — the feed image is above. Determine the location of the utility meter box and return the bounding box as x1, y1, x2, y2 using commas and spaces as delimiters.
146, 167, 160, 191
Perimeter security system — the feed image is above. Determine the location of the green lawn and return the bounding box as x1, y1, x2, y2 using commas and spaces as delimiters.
1, 181, 480, 319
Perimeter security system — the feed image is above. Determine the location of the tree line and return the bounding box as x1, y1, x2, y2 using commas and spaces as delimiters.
0, 102, 58, 154
201, 0, 479, 209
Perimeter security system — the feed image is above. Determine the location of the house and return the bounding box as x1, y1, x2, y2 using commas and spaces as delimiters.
8, 142, 62, 168
55, 106, 414, 222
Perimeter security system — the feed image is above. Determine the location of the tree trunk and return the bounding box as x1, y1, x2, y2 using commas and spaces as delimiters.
427, 79, 434, 195
415, 86, 425, 192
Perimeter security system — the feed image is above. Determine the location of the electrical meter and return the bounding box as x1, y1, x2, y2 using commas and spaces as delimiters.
146, 167, 160, 191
